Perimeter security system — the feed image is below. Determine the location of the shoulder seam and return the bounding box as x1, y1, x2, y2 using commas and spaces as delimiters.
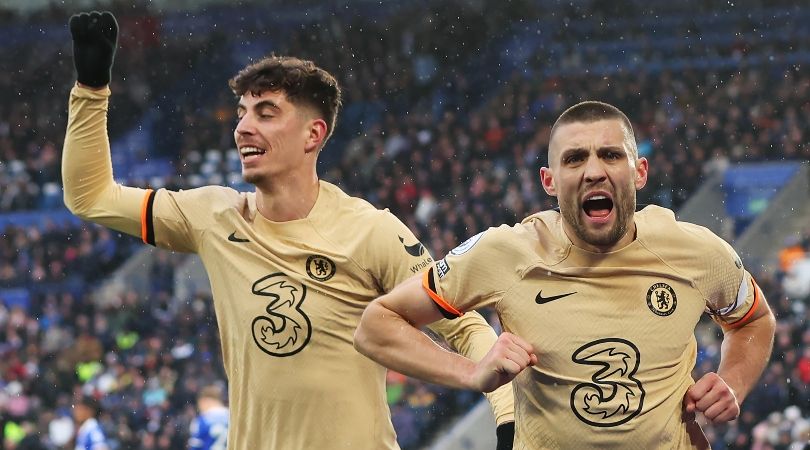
637, 223, 730, 302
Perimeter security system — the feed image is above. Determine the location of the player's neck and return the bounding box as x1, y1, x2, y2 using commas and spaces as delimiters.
565, 221, 638, 254
255, 173, 320, 222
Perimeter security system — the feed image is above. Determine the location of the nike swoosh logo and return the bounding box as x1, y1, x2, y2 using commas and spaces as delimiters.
228, 231, 250, 243
399, 236, 425, 257
535, 291, 576, 304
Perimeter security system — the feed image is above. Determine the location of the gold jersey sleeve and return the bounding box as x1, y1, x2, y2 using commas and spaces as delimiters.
148, 186, 249, 253
356, 207, 434, 292
424, 225, 531, 316
62, 85, 245, 253
675, 223, 761, 327
423, 205, 758, 449
62, 85, 151, 238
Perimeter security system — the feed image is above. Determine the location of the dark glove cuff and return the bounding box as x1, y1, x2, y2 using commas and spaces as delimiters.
76, 70, 111, 88
496, 421, 515, 450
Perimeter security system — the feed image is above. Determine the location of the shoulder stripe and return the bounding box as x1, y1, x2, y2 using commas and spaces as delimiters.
140, 189, 156, 246
422, 268, 463, 319
725, 278, 761, 329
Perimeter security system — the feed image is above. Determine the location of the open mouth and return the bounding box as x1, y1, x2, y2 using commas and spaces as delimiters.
240, 146, 266, 162
582, 194, 614, 219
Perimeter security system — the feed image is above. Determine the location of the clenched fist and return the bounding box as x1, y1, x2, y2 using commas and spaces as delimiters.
468, 332, 537, 393
683, 372, 740, 423
69, 11, 118, 87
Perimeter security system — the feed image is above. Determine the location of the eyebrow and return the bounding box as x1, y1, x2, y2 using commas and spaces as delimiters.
558, 147, 587, 162
236, 99, 282, 112
559, 145, 627, 161
560, 146, 625, 158
597, 146, 625, 153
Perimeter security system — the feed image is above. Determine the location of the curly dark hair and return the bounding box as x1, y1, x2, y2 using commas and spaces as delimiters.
229, 55, 342, 146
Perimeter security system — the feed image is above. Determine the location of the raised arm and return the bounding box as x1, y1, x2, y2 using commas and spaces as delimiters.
63, 11, 150, 238
354, 273, 537, 393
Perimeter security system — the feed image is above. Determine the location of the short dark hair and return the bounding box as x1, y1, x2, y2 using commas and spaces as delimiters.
550, 101, 637, 156
77, 395, 101, 415
229, 55, 342, 147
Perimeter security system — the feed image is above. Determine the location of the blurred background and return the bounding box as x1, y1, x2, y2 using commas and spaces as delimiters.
0, 0, 809, 448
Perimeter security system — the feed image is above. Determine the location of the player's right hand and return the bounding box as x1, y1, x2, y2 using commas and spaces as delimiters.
69, 11, 118, 88
468, 332, 537, 393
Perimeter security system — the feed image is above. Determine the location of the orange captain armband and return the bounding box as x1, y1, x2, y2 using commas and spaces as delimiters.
422, 267, 463, 319
140, 189, 156, 246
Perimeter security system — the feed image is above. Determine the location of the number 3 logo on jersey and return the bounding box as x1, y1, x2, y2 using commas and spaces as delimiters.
570, 338, 645, 427
251, 273, 312, 357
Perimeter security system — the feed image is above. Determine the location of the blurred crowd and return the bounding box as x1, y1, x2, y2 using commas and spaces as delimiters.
0, 2, 228, 212
694, 229, 810, 450
1, 0, 810, 449
0, 223, 135, 294
0, 247, 226, 449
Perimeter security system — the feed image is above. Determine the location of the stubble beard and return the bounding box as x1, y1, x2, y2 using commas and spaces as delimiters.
242, 167, 269, 186
561, 184, 636, 249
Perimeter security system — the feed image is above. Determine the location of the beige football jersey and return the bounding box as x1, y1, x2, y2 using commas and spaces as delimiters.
63, 86, 514, 450
424, 206, 764, 450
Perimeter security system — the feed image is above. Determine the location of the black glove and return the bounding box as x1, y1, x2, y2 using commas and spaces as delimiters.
69, 11, 118, 87
496, 421, 515, 450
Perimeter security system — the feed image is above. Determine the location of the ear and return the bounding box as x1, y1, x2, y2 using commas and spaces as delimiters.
304, 118, 328, 153
540, 167, 557, 196
634, 157, 649, 190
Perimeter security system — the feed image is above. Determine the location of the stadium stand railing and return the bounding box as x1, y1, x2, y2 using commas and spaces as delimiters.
679, 161, 810, 264
675, 170, 730, 241
428, 400, 496, 450
735, 162, 810, 266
